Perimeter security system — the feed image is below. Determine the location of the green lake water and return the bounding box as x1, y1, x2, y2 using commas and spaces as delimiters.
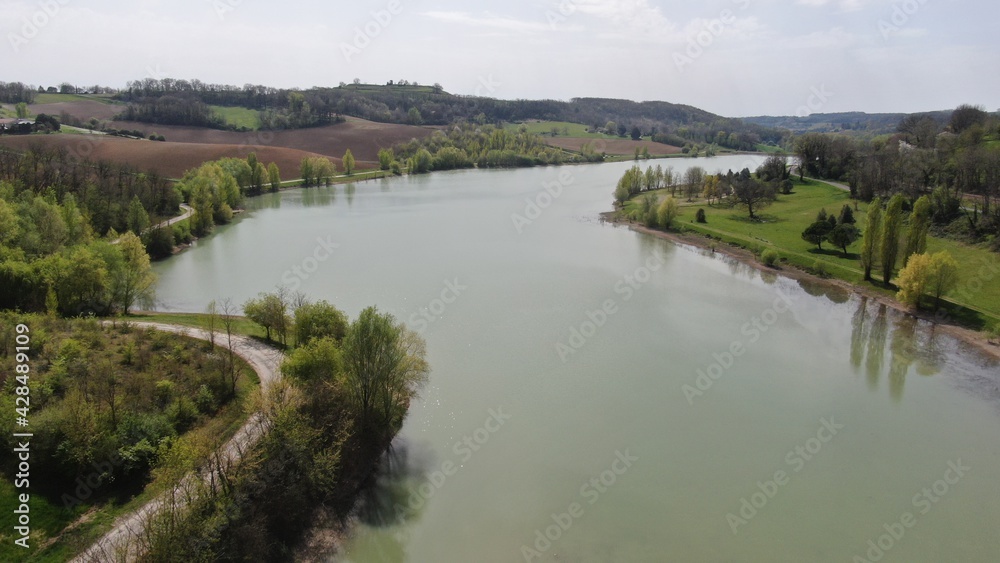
152, 156, 1000, 562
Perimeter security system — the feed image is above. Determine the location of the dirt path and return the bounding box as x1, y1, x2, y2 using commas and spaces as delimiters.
71, 322, 284, 563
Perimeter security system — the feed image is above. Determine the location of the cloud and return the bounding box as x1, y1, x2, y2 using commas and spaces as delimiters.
795, 0, 877, 12
570, 0, 675, 35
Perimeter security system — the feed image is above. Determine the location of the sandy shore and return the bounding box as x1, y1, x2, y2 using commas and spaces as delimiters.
601, 212, 1000, 363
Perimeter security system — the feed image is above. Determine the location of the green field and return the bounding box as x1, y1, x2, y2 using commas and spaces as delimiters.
33, 93, 117, 105
210, 105, 261, 129
504, 120, 618, 139
127, 311, 267, 340
623, 179, 1000, 326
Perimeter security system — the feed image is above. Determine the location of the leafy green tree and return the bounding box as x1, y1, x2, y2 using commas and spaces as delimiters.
927, 251, 959, 306
267, 162, 281, 192
111, 232, 156, 314
343, 149, 356, 176
342, 307, 428, 438
903, 195, 932, 266
126, 196, 150, 235
300, 158, 314, 186
802, 220, 834, 250
896, 252, 932, 308
657, 196, 679, 229
637, 194, 657, 227
860, 198, 882, 281
827, 224, 861, 256
880, 194, 906, 283
282, 337, 344, 385
295, 300, 348, 345
378, 148, 394, 170
730, 168, 775, 219
244, 290, 290, 345
630, 126, 641, 140
15, 102, 28, 118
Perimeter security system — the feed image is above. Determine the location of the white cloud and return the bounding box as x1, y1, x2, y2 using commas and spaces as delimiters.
420, 11, 557, 33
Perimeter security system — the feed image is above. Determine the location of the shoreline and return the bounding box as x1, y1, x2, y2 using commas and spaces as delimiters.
601, 211, 1000, 363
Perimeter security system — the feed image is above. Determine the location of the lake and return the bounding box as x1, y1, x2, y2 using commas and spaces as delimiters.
152, 155, 1000, 562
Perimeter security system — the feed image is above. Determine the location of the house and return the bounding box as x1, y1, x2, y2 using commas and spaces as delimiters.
0, 118, 36, 134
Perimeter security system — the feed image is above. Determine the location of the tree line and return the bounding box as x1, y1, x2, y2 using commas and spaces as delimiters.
794, 104, 1000, 248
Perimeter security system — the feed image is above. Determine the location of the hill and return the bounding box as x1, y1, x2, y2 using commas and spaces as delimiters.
742, 110, 954, 136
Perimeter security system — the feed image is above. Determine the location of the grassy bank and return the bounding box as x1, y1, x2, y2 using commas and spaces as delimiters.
621, 178, 1000, 328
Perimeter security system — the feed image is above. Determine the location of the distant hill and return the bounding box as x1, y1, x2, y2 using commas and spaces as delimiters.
109, 79, 785, 151
741, 111, 953, 136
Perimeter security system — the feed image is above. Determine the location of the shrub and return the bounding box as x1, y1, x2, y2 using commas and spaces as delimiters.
695, 208, 707, 223
761, 249, 779, 267
813, 260, 829, 278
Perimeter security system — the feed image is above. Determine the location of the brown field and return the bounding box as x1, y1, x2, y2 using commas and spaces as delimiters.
29, 99, 122, 122
0, 135, 355, 179
109, 116, 435, 162
544, 137, 682, 156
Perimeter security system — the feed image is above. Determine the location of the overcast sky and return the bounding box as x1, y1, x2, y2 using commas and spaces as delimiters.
2, 0, 997, 117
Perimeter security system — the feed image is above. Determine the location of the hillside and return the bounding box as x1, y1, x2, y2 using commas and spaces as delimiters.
0, 134, 342, 179
742, 110, 954, 135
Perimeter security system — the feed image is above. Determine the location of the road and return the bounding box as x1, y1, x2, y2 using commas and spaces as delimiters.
71, 322, 284, 563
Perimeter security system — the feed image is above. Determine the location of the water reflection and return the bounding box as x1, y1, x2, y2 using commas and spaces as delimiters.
346, 183, 356, 205
301, 185, 335, 207
849, 298, 944, 401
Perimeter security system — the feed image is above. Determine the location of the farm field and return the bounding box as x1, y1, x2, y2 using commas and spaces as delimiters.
0, 134, 352, 179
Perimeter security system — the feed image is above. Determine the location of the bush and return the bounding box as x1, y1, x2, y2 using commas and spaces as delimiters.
695, 208, 707, 223
761, 249, 779, 267
814, 260, 829, 278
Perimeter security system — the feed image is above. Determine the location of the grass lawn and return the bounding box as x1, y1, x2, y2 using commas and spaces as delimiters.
126, 311, 268, 340
210, 105, 261, 130
504, 120, 617, 139
623, 179, 1000, 327
755, 143, 786, 153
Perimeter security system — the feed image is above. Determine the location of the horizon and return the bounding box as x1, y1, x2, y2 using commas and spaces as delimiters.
2, 0, 998, 118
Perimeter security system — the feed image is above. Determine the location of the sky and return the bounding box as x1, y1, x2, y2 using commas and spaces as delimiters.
1, 0, 997, 117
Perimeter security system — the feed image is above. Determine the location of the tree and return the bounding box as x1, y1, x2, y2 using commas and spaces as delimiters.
244, 290, 291, 345
903, 195, 931, 266
111, 232, 156, 314
219, 298, 240, 396
126, 196, 150, 235
802, 220, 834, 250
637, 194, 658, 227
696, 208, 707, 223
378, 148, 394, 171
756, 155, 788, 182
407, 107, 422, 125
657, 196, 679, 229
880, 194, 905, 284
860, 198, 882, 281
630, 126, 641, 141
15, 102, 28, 118
838, 204, 856, 225
343, 149, 356, 176
300, 158, 314, 186
267, 162, 281, 192
295, 300, 348, 345
896, 252, 931, 308
282, 337, 344, 385
683, 166, 705, 201
827, 224, 861, 256
205, 300, 218, 346
927, 251, 959, 307
342, 307, 428, 439
604, 121, 616, 135
730, 168, 775, 219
